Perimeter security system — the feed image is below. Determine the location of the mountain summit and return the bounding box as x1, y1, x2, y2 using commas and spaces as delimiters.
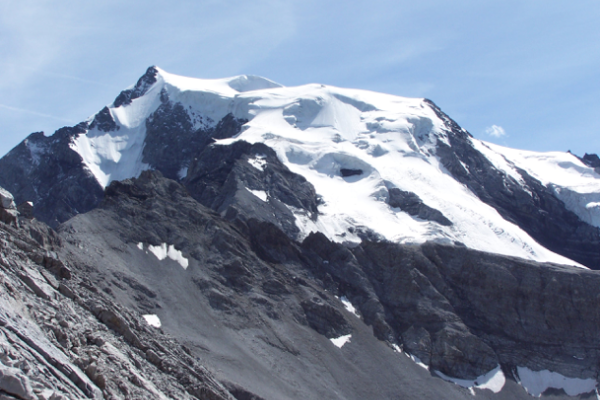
1, 67, 600, 399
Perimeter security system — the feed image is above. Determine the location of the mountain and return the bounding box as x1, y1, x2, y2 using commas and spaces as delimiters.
1, 66, 600, 399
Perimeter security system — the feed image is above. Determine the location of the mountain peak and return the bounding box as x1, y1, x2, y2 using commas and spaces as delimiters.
1, 69, 600, 270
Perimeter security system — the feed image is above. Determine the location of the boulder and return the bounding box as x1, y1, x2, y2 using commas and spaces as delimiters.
17, 201, 34, 219
0, 364, 36, 400
0, 186, 16, 209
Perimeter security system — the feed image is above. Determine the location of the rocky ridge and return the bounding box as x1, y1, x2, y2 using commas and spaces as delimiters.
0, 188, 234, 400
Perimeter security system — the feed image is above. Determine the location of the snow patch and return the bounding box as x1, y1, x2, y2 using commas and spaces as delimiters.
177, 166, 188, 179
143, 314, 162, 328
248, 154, 267, 171
517, 366, 597, 397
435, 365, 506, 393
25, 140, 46, 165
405, 352, 429, 370
340, 296, 359, 317
147, 243, 189, 269
247, 188, 268, 202
137, 242, 144, 250
330, 334, 351, 348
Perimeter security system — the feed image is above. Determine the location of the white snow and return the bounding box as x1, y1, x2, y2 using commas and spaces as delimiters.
143, 314, 162, 328
517, 366, 597, 397
405, 352, 429, 370
70, 67, 599, 267
137, 242, 144, 250
340, 296, 359, 317
330, 334, 352, 348
147, 243, 189, 269
435, 365, 506, 393
248, 154, 267, 171
247, 188, 268, 202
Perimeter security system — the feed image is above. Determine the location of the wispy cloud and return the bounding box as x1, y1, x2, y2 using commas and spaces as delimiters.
0, 104, 74, 123
485, 125, 507, 138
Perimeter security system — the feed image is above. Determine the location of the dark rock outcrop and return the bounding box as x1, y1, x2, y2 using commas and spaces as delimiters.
184, 140, 320, 240
0, 126, 104, 228
578, 153, 600, 175
89, 106, 120, 132
113, 66, 159, 108
142, 91, 247, 180
387, 188, 452, 226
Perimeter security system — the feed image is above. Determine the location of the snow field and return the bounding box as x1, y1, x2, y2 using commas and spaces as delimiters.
72, 67, 597, 267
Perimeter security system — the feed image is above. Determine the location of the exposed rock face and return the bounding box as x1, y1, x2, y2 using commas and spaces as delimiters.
0, 186, 234, 400
387, 188, 452, 226
579, 153, 600, 174
427, 100, 600, 269
0, 126, 104, 228
0, 102, 247, 229
142, 91, 247, 180
113, 66, 159, 108
184, 140, 320, 240
89, 106, 119, 132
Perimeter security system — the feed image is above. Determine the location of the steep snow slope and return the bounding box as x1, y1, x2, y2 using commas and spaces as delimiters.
68, 67, 593, 267
473, 141, 600, 228
71, 68, 281, 187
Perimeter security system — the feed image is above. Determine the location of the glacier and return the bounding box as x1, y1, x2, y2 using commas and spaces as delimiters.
66, 67, 599, 268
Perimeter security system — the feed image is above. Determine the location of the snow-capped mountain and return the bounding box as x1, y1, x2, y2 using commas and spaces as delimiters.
2, 66, 599, 268
2, 66, 600, 400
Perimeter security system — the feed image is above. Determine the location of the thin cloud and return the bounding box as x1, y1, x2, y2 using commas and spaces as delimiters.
0, 104, 74, 123
485, 125, 506, 138
0, 62, 111, 88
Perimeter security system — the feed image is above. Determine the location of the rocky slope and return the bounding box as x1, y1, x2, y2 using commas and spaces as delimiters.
2, 166, 600, 398
0, 187, 234, 399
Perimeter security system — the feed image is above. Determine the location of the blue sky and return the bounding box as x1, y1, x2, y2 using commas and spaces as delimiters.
1, 0, 599, 157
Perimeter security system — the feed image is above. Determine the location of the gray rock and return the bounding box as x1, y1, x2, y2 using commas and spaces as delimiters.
387, 188, 452, 226
0, 186, 16, 209
17, 201, 34, 219
0, 364, 36, 400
